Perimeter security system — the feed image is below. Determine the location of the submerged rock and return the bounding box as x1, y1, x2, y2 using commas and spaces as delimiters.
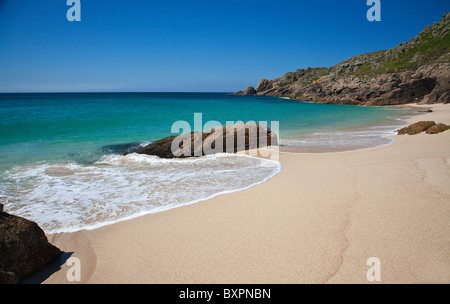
101, 142, 143, 155
0, 203, 62, 284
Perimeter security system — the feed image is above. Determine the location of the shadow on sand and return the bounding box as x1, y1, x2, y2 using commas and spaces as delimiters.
19, 252, 74, 284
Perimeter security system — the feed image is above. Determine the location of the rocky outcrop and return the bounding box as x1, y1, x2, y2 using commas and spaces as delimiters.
242, 86, 257, 96
0, 203, 62, 284
127, 123, 277, 159
234, 13, 450, 106
256, 79, 272, 92
397, 121, 436, 135
232, 86, 257, 96
232, 86, 256, 95
426, 123, 450, 134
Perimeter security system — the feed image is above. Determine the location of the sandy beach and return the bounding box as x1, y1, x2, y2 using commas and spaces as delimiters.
31, 104, 450, 284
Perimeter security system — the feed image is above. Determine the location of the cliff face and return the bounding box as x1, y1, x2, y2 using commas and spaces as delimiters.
234, 13, 450, 106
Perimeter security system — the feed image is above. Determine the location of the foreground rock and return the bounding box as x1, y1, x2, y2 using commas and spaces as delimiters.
128, 123, 277, 159
234, 13, 450, 106
0, 203, 62, 284
397, 121, 436, 135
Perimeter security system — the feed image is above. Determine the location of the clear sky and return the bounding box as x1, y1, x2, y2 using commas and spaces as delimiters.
0, 0, 449, 92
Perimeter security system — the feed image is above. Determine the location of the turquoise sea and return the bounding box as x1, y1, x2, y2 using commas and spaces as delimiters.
0, 93, 415, 233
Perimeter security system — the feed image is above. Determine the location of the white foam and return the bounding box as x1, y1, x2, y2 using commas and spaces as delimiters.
0, 154, 281, 234
139, 141, 153, 147
280, 122, 403, 150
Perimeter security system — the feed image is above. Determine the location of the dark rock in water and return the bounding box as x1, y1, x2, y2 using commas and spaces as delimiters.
101, 142, 146, 155
397, 121, 436, 135
418, 110, 433, 113
127, 123, 277, 159
128, 136, 179, 159
426, 123, 449, 134
0, 204, 62, 284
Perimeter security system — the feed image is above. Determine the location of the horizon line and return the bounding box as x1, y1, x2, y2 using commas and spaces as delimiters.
0, 91, 234, 94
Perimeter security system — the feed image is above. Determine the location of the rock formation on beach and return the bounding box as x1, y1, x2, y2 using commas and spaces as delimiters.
425, 123, 450, 134
397, 121, 437, 135
397, 121, 449, 135
234, 13, 450, 106
0, 203, 62, 284
127, 122, 277, 159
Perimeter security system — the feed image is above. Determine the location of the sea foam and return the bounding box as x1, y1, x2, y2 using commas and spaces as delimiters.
0, 153, 280, 233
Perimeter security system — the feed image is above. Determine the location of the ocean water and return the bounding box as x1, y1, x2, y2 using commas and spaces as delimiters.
0, 93, 414, 233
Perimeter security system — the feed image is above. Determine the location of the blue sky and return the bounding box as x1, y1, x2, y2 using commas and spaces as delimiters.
0, 0, 448, 92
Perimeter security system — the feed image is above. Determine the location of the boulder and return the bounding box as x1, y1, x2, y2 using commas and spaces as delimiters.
397, 121, 436, 135
426, 123, 449, 134
128, 123, 277, 159
131, 135, 180, 159
0, 203, 62, 284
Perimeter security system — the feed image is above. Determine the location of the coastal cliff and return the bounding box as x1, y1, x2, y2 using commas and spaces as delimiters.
234, 13, 450, 106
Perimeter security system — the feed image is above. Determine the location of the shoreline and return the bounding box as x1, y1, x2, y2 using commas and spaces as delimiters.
279, 103, 435, 155
41, 155, 282, 234
2, 102, 414, 234
278, 103, 418, 154
27, 103, 450, 284
40, 110, 408, 234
